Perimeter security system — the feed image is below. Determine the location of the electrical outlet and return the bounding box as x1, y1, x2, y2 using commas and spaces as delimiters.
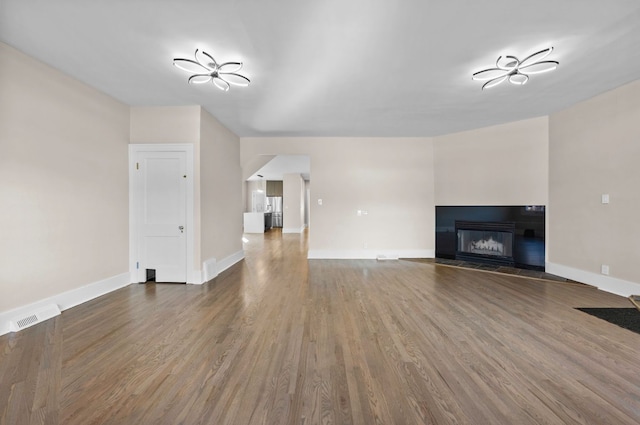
601, 194, 610, 204
601, 264, 610, 275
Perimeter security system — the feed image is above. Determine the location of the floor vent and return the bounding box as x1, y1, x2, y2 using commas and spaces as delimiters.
9, 304, 61, 332
377, 254, 399, 261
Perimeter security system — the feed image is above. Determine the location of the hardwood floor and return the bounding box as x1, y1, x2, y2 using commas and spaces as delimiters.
1, 229, 639, 424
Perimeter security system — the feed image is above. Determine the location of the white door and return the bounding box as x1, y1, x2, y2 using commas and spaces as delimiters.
135, 150, 187, 282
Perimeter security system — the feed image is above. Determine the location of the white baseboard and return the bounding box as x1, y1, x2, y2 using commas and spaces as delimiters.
217, 250, 245, 276
201, 250, 245, 283
201, 257, 217, 283
0, 272, 130, 336
546, 262, 640, 297
307, 249, 435, 260
188, 270, 204, 285
282, 226, 305, 234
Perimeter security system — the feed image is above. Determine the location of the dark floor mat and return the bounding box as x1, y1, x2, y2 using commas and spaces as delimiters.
577, 308, 640, 335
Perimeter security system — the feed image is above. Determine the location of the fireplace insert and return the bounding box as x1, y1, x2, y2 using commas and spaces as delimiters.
455, 220, 515, 266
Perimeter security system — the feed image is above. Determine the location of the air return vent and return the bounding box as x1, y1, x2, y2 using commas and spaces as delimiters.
376, 254, 399, 261
9, 304, 61, 332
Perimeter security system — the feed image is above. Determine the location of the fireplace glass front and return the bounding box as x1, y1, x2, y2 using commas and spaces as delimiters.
457, 229, 513, 258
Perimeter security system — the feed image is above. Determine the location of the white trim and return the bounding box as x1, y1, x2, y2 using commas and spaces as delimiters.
9, 304, 61, 333
546, 262, 640, 297
56, 272, 131, 310
129, 144, 195, 284
216, 250, 245, 278
189, 270, 203, 285
202, 257, 217, 283
0, 272, 130, 336
199, 250, 245, 283
282, 226, 306, 234
307, 249, 435, 260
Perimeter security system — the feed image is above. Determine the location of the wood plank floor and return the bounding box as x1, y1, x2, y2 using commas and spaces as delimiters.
1, 229, 639, 424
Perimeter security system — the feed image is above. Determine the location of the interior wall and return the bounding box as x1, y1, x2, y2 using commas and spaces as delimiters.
282, 173, 304, 232
130, 106, 201, 144
200, 109, 243, 265
549, 80, 640, 289
241, 137, 435, 258
0, 42, 130, 312
129, 105, 203, 272
433, 116, 549, 206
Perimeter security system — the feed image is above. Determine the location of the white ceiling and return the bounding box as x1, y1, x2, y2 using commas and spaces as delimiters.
2, 0, 640, 138
247, 155, 310, 181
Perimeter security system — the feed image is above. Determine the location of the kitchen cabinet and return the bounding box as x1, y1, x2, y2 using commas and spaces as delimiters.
244, 212, 274, 233
244, 212, 265, 233
266, 180, 283, 197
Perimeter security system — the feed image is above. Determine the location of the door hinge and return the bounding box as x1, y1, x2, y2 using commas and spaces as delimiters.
136, 162, 139, 170
136, 261, 139, 269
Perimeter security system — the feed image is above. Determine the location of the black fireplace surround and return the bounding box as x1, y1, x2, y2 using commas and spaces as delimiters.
436, 206, 545, 270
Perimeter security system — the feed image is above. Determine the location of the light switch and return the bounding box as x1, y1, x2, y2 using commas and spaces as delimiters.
318, 199, 323, 205
601, 194, 610, 204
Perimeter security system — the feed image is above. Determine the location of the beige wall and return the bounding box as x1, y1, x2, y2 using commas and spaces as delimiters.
241, 138, 435, 257
282, 173, 305, 232
549, 80, 640, 286
200, 109, 243, 264
241, 126, 551, 259
433, 116, 549, 206
0, 42, 130, 312
130, 106, 201, 144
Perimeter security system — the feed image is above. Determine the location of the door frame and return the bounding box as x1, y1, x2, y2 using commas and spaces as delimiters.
129, 144, 195, 284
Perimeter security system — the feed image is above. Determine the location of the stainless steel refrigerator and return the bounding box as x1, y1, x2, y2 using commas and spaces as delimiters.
266, 197, 283, 228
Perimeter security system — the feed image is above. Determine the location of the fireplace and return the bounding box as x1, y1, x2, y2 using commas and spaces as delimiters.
436, 206, 545, 271
455, 220, 515, 266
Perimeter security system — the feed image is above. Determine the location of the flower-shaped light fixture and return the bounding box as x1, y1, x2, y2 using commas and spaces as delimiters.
173, 49, 250, 91
472, 47, 558, 90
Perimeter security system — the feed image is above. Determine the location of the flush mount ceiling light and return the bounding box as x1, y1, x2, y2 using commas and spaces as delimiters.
472, 47, 558, 90
173, 49, 250, 91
